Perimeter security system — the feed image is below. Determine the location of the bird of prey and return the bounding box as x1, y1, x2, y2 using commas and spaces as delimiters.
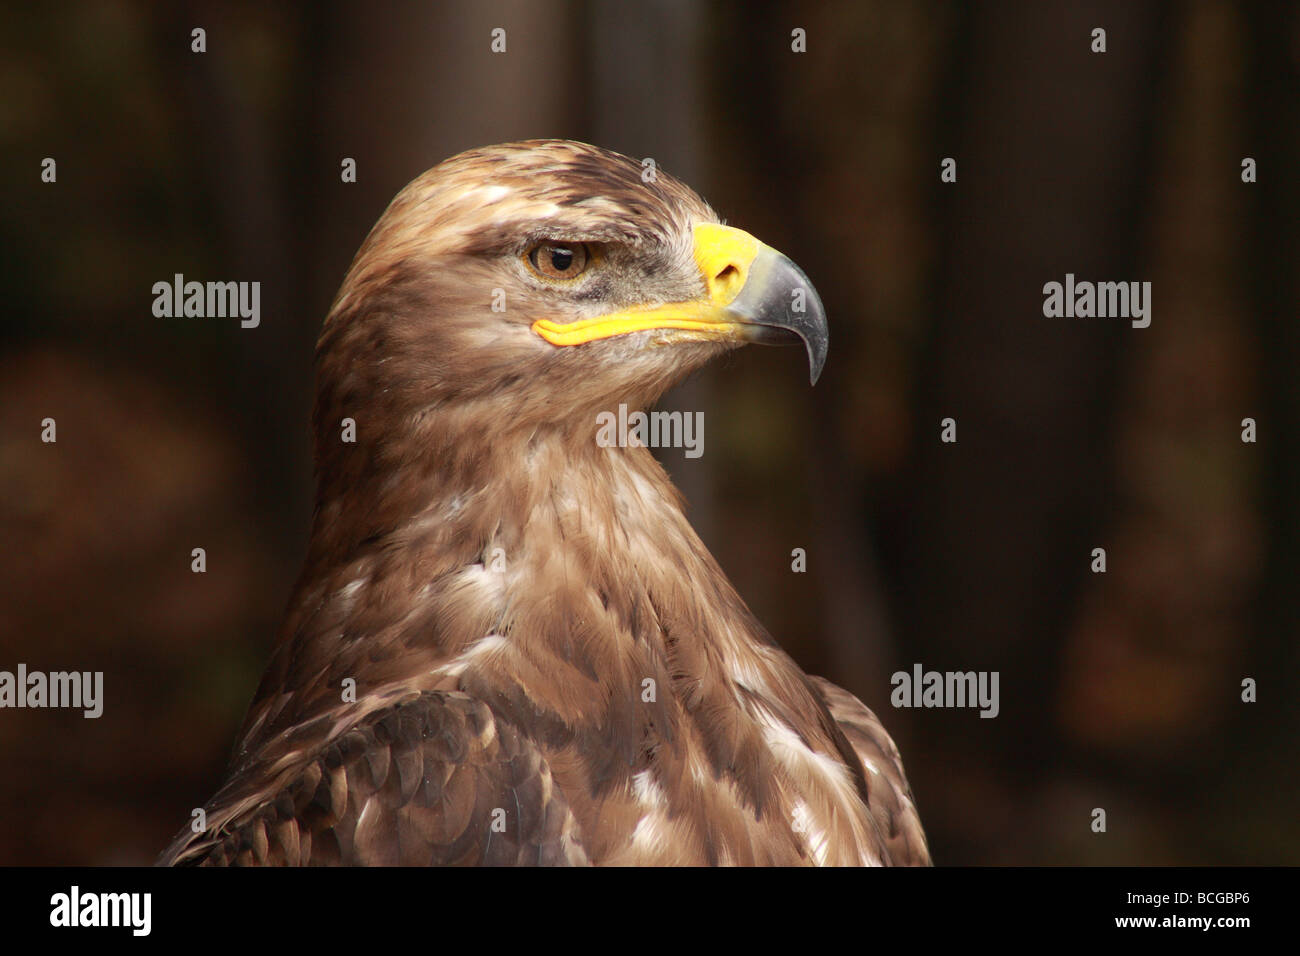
160, 140, 928, 867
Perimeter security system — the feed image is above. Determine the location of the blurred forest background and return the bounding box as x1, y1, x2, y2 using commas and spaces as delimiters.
1, 0, 1296, 865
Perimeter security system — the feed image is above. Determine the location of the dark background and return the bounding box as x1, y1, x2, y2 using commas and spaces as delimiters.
1, 0, 1296, 865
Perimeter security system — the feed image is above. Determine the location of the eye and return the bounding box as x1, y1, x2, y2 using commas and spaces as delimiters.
526, 241, 590, 280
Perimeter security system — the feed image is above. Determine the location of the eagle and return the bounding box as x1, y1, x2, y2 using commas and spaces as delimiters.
160, 140, 929, 867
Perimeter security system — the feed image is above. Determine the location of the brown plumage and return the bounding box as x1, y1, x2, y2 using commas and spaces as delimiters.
160, 140, 928, 867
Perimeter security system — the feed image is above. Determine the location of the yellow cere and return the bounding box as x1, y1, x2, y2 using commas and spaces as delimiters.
532, 223, 765, 346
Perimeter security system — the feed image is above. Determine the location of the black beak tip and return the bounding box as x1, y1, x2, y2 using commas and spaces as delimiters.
795, 286, 828, 386
807, 329, 828, 385
809, 359, 824, 385
778, 261, 828, 387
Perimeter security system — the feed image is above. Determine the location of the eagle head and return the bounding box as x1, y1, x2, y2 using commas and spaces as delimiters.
315, 140, 827, 457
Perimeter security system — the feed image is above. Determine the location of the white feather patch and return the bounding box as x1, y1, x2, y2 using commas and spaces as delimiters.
434, 633, 509, 678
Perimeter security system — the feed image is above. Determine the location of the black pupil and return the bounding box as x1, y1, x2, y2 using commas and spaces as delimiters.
549, 247, 574, 271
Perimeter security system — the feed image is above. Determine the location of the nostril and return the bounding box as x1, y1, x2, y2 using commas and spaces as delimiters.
713, 263, 743, 299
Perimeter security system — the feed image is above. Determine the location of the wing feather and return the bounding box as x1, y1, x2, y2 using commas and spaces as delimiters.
158, 691, 589, 867
810, 676, 932, 866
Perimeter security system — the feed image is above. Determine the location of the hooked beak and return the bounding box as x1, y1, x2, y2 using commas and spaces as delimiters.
531, 222, 829, 385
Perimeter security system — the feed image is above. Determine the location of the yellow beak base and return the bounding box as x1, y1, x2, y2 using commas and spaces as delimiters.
531, 223, 764, 346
